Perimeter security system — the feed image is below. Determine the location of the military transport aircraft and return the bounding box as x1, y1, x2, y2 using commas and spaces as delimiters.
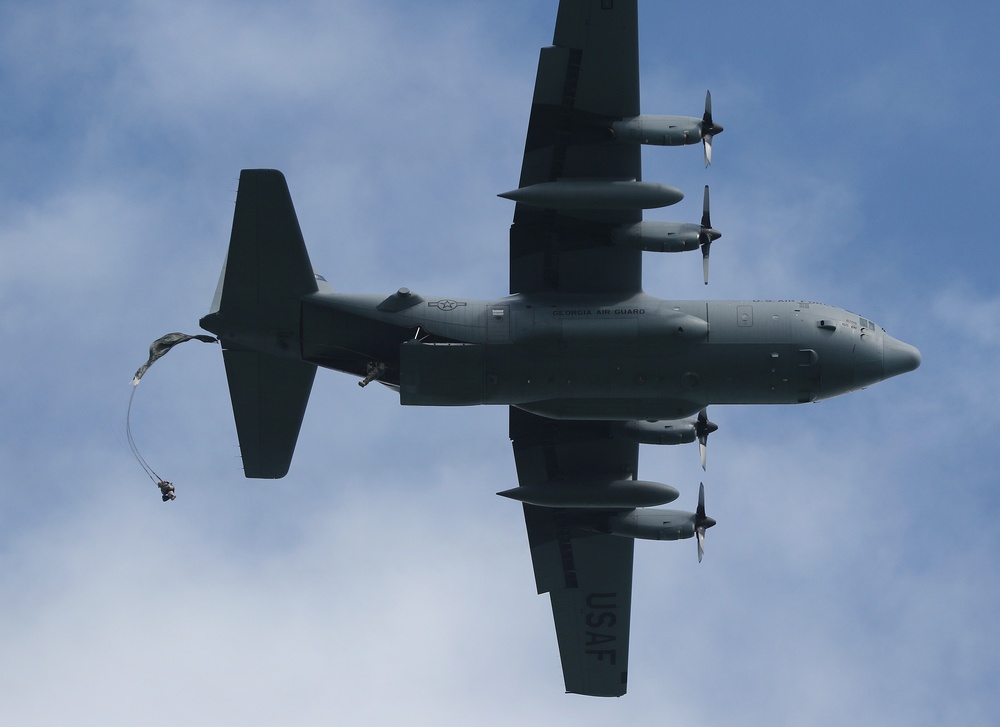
198, 0, 920, 698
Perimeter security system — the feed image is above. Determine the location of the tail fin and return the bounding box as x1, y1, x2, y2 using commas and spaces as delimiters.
201, 170, 319, 478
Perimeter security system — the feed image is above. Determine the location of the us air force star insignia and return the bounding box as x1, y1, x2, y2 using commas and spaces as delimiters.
428, 299, 466, 311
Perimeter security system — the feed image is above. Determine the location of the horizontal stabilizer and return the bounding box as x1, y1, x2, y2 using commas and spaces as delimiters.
202, 170, 322, 478
223, 349, 316, 478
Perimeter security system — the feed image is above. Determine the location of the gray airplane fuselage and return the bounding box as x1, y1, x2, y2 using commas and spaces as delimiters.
213, 289, 920, 420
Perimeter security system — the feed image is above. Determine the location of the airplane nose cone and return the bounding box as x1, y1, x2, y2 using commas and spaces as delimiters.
882, 335, 921, 380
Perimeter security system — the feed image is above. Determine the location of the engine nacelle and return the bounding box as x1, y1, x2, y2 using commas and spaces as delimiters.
615, 420, 697, 446
612, 221, 703, 253
607, 508, 697, 541
610, 115, 703, 146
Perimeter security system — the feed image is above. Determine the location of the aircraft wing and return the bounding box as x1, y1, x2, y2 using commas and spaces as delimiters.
509, 0, 643, 295
510, 408, 636, 697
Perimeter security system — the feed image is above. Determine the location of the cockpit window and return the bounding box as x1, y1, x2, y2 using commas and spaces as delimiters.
858, 317, 886, 332
847, 310, 886, 332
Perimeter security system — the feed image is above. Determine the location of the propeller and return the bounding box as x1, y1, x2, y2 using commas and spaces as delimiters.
695, 482, 717, 563
698, 186, 722, 285
695, 408, 718, 470
701, 90, 724, 166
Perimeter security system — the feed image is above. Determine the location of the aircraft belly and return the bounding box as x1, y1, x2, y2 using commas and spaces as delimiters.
402, 335, 853, 413
692, 343, 818, 405
496, 340, 817, 417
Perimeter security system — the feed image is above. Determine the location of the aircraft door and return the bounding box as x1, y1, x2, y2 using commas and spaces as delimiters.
485, 304, 512, 404
487, 305, 510, 342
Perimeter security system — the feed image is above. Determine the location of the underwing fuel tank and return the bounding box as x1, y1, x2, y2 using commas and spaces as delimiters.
497, 480, 680, 509
498, 180, 683, 210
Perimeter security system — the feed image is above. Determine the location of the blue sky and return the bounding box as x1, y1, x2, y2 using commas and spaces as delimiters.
1, 0, 997, 724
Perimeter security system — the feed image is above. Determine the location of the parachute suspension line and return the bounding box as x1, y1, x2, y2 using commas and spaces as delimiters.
127, 332, 218, 502
126, 383, 161, 484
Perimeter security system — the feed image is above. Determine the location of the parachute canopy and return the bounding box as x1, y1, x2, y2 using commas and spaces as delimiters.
132, 333, 218, 386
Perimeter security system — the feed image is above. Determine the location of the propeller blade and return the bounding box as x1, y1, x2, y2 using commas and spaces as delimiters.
701, 90, 723, 166
694, 482, 717, 563
701, 185, 712, 229
695, 409, 718, 469
698, 186, 722, 285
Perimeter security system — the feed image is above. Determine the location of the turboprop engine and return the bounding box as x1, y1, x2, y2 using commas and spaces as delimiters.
611, 186, 722, 284
607, 507, 697, 541
609, 91, 724, 166
615, 410, 718, 470
606, 483, 716, 562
